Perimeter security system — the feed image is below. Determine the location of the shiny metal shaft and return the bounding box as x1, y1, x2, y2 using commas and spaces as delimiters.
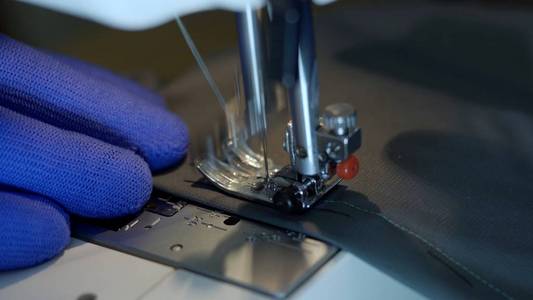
236, 0, 320, 177
289, 1, 320, 175
236, 6, 270, 178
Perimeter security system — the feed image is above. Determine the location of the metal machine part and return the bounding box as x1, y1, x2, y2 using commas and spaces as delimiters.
194, 0, 362, 212
236, 6, 272, 177
72, 192, 337, 298
287, 0, 320, 176
236, 6, 268, 138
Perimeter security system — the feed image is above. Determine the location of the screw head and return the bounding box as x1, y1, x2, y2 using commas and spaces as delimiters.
321, 103, 357, 136
170, 244, 183, 252
295, 146, 308, 158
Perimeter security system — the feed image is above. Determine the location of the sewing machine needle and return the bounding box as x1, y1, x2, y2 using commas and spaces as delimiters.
261, 118, 270, 181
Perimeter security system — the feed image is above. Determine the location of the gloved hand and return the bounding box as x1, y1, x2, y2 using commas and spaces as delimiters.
0, 34, 189, 270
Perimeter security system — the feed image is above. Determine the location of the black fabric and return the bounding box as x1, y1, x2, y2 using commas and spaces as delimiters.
155, 5, 533, 299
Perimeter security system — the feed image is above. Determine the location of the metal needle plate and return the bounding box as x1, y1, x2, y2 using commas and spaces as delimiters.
72, 192, 337, 298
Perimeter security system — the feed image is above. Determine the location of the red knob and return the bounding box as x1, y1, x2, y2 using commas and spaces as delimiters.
336, 154, 359, 180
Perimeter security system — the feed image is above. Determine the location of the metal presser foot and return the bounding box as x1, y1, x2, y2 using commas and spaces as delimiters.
193, 0, 362, 212
196, 102, 362, 212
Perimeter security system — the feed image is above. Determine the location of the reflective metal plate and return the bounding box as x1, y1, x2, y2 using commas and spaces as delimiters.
72, 192, 338, 298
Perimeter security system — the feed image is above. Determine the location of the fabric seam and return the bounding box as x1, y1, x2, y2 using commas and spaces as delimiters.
321, 200, 514, 300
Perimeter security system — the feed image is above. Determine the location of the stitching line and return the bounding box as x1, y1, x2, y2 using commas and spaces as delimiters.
321, 200, 514, 300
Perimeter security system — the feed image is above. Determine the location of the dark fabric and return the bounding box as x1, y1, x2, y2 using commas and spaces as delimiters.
155, 6, 533, 300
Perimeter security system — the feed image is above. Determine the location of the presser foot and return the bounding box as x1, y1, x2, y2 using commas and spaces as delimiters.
196, 157, 341, 213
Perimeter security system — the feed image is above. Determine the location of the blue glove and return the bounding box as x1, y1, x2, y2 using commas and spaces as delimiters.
0, 34, 189, 270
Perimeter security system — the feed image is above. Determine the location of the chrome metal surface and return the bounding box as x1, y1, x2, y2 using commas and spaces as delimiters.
73, 193, 337, 298
288, 1, 320, 176
237, 6, 267, 137
197, 155, 341, 211
235, 0, 321, 177
196, 143, 279, 204
194, 0, 361, 212
283, 121, 297, 168
320, 103, 358, 136
316, 127, 362, 162
236, 6, 271, 180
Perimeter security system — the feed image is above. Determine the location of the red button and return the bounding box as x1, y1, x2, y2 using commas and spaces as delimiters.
336, 154, 359, 180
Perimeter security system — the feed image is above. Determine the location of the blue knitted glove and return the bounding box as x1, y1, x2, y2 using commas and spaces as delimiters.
0, 34, 189, 270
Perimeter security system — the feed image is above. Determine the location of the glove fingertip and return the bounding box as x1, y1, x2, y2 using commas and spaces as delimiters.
107, 151, 153, 217
145, 111, 190, 171
0, 107, 152, 219
0, 192, 70, 270
74, 147, 153, 219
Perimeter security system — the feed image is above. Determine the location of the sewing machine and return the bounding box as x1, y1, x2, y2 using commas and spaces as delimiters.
2, 1, 527, 299
0, 2, 406, 299
195, 1, 361, 212
21, 0, 361, 213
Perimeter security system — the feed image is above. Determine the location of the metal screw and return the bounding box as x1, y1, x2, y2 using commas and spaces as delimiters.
251, 181, 265, 191
170, 244, 183, 252
295, 146, 307, 158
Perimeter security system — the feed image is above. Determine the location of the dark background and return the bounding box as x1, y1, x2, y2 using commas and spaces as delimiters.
1, 0, 530, 85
